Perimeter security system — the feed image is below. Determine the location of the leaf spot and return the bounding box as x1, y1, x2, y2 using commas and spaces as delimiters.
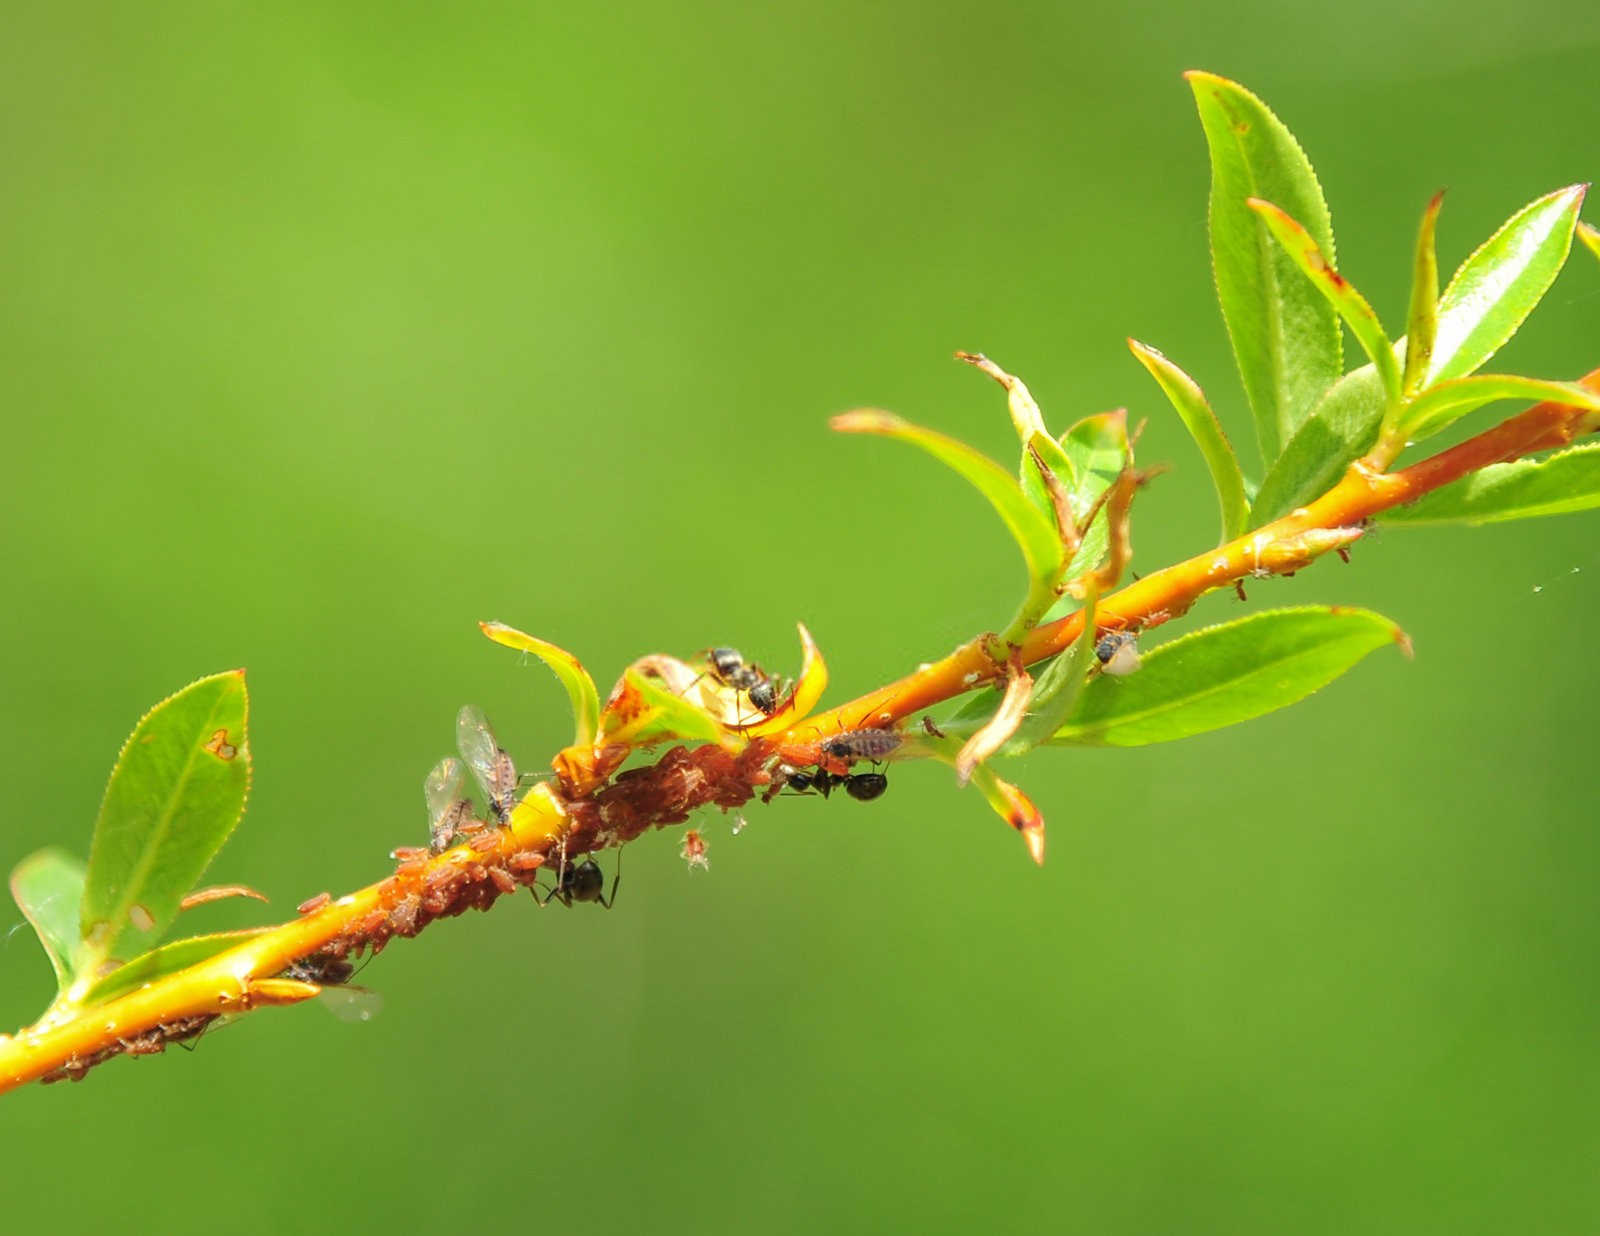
203, 728, 238, 760
128, 904, 155, 932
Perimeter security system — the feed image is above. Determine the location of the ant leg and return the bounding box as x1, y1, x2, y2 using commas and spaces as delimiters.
599, 848, 623, 910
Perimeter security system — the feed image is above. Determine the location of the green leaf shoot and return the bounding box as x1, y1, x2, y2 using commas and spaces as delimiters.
1401, 192, 1444, 396
1394, 374, 1600, 444
78, 929, 268, 1009
1579, 221, 1600, 263
1128, 339, 1249, 542
79, 671, 252, 980
1059, 410, 1132, 577
1247, 197, 1401, 406
1050, 607, 1406, 747
1007, 592, 1099, 753
1380, 442, 1600, 527
1427, 184, 1587, 384
833, 408, 1065, 639
1250, 363, 1385, 526
9, 848, 87, 994
1187, 71, 1342, 464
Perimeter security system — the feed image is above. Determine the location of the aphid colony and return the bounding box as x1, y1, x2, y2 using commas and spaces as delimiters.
414, 648, 904, 911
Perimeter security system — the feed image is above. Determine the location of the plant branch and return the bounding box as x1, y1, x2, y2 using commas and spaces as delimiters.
3, 370, 1595, 1095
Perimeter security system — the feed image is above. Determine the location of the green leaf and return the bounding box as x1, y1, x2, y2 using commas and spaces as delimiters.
79, 671, 252, 976
1579, 221, 1600, 263
1051, 606, 1405, 747
1402, 192, 1444, 396
597, 665, 729, 748
1059, 410, 1131, 577
78, 929, 267, 1008
1188, 71, 1342, 464
834, 408, 1064, 640
1008, 594, 1098, 753
1428, 184, 1587, 384
1128, 340, 1249, 541
9, 848, 87, 993
1250, 363, 1385, 526
1380, 442, 1600, 527
1395, 374, 1600, 444
1020, 430, 1079, 543
833, 409, 1061, 584
479, 622, 602, 748
1247, 198, 1401, 406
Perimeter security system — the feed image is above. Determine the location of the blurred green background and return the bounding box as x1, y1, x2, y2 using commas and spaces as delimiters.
3, 2, 1598, 1231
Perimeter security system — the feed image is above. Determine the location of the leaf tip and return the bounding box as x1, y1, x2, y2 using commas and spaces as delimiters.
830, 408, 897, 435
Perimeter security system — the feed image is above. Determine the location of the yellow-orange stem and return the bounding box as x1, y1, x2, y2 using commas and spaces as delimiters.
4, 370, 1595, 1095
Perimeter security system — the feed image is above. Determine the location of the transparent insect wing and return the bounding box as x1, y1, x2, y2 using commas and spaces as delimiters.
424, 757, 466, 824
316, 985, 384, 1024
456, 705, 503, 801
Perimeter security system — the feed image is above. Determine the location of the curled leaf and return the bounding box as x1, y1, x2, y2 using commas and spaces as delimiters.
968, 765, 1046, 865
1007, 592, 1098, 755
955, 660, 1033, 785
480, 622, 601, 749
9, 848, 87, 994
596, 657, 727, 750
735, 623, 830, 739
833, 409, 1063, 595
179, 884, 268, 911
1127, 339, 1248, 542
956, 351, 1049, 442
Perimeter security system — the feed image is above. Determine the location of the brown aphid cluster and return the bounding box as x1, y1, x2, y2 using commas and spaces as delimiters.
44, 739, 786, 1086
40, 1015, 215, 1085
561, 739, 779, 851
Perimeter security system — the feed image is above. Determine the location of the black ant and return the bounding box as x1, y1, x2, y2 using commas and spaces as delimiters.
531, 852, 619, 909
706, 645, 781, 716
785, 767, 889, 802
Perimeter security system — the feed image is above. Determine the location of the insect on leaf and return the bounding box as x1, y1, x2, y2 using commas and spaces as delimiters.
1050, 607, 1405, 747
1188, 71, 1342, 464
9, 848, 87, 994
79, 671, 251, 980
